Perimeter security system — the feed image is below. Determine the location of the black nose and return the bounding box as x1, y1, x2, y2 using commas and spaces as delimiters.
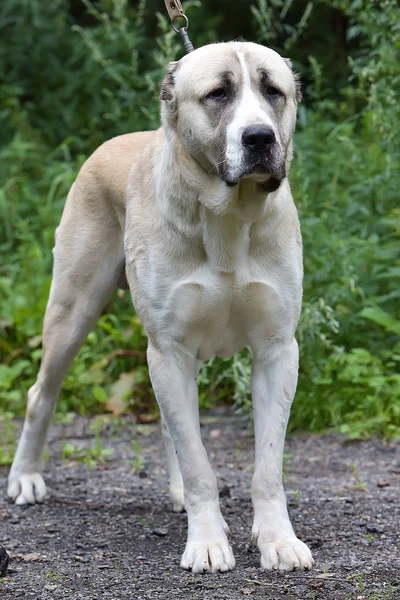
242, 126, 276, 152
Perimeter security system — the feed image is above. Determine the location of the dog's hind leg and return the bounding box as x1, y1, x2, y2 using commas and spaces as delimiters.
8, 180, 125, 505
161, 416, 185, 512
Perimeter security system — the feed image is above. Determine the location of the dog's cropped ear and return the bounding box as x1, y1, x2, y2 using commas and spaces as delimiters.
283, 58, 302, 103
160, 61, 179, 107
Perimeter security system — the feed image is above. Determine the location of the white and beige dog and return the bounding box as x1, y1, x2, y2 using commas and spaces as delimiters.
8, 42, 314, 574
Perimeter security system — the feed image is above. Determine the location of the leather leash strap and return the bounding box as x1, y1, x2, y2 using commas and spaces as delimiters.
164, 0, 185, 24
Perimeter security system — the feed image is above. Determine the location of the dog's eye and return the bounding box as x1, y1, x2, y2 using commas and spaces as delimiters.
205, 88, 227, 101
266, 86, 284, 98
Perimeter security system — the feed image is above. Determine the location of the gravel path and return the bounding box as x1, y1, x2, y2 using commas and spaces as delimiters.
1, 413, 399, 599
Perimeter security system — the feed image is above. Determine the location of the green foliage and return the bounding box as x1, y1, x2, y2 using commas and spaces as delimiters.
200, 0, 400, 438
0, 413, 17, 465
0, 0, 399, 438
61, 419, 114, 467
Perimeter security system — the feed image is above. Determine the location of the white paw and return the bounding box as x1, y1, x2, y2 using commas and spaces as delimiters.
7, 473, 47, 505
170, 486, 185, 513
257, 536, 313, 571
180, 535, 235, 573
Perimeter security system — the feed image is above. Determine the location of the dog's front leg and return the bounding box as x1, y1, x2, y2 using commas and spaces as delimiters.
251, 339, 313, 571
147, 342, 235, 574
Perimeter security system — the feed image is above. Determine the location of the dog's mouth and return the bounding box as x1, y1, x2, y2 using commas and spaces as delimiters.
244, 161, 272, 177
222, 155, 286, 190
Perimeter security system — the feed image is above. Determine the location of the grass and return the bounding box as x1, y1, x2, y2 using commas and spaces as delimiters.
344, 574, 394, 599
0, 414, 17, 466
61, 440, 113, 468
348, 464, 368, 492
128, 438, 144, 474
60, 418, 114, 467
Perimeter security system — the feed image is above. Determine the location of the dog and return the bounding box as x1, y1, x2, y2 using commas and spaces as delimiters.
8, 41, 313, 574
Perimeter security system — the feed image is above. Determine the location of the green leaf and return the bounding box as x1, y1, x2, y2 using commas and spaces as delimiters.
92, 386, 108, 403
360, 307, 400, 335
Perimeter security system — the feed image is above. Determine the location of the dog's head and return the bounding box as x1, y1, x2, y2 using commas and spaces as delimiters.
160, 42, 301, 190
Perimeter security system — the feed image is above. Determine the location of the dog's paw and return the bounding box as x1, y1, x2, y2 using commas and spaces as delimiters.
7, 472, 47, 505
258, 537, 313, 571
180, 535, 235, 574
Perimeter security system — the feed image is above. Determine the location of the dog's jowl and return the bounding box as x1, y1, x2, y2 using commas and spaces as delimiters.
8, 42, 313, 573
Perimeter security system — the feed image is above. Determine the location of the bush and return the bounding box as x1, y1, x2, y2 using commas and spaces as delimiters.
0, 0, 399, 437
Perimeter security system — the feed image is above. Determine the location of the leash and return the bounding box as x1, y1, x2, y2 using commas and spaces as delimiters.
163, 0, 195, 54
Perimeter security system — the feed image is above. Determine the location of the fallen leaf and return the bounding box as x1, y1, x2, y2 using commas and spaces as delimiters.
13, 553, 46, 562
106, 372, 135, 415
28, 335, 42, 349
377, 477, 400, 487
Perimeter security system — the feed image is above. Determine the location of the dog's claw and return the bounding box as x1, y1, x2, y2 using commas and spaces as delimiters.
181, 538, 235, 574
258, 538, 313, 571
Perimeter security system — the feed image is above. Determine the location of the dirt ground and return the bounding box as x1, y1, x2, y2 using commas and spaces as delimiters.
1, 412, 399, 600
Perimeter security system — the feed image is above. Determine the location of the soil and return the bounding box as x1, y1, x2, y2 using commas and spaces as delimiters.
1, 412, 399, 600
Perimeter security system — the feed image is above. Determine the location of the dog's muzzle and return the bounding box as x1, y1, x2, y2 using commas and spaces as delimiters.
241, 124, 279, 178
223, 125, 285, 189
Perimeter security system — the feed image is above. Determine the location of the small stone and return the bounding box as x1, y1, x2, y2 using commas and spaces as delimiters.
210, 429, 222, 439
73, 555, 87, 563
0, 546, 9, 577
219, 485, 231, 498
152, 527, 168, 537
318, 562, 334, 571
366, 524, 384, 534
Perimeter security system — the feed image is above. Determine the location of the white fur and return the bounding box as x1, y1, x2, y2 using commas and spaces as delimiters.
8, 42, 313, 575
226, 51, 275, 181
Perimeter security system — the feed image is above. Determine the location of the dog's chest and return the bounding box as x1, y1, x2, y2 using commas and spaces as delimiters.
158, 223, 292, 361
164, 268, 286, 360
137, 205, 300, 360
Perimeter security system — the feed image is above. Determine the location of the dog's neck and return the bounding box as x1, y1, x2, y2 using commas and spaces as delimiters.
158, 130, 278, 222
154, 130, 283, 272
